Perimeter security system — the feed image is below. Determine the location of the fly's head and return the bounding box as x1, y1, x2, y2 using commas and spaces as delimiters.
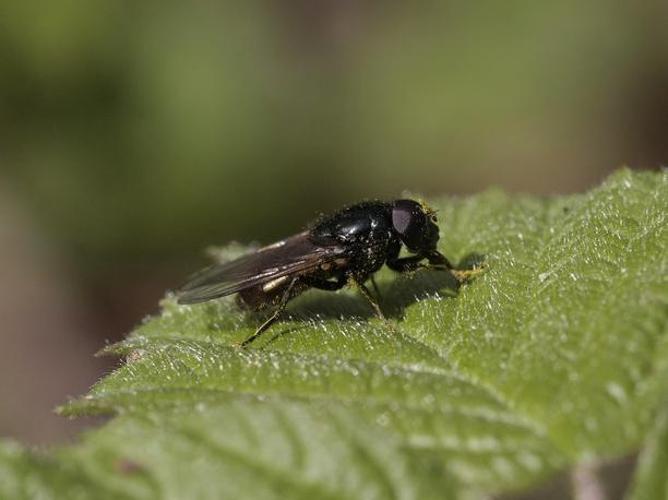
391, 199, 441, 256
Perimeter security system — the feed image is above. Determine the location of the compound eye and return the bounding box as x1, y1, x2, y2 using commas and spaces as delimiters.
392, 200, 428, 250
391, 206, 415, 235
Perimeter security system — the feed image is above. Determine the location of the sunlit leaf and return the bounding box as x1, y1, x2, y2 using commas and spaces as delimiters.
2, 169, 666, 499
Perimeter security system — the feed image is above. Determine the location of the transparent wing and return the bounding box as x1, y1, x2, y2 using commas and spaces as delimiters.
177, 231, 344, 304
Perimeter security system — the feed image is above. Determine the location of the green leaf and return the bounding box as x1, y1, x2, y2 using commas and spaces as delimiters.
1, 402, 456, 500
627, 403, 668, 500
2, 169, 667, 499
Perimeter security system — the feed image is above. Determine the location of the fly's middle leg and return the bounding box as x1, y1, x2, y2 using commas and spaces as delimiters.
349, 276, 385, 320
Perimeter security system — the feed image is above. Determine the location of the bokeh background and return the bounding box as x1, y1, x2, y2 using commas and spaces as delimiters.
0, 1, 666, 445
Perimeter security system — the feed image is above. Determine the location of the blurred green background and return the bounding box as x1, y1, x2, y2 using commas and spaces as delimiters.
0, 0, 666, 444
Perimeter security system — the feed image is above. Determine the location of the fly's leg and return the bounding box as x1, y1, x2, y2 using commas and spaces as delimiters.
370, 275, 382, 301
303, 274, 347, 291
389, 252, 485, 283
386, 254, 428, 274
238, 277, 298, 348
350, 276, 385, 320
426, 252, 486, 282
307, 272, 387, 322
449, 266, 486, 282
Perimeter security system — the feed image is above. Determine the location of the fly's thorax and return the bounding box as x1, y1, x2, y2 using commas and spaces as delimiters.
309, 201, 393, 245
343, 227, 397, 280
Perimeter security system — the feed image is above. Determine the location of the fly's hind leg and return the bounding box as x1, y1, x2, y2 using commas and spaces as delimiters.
238, 277, 298, 348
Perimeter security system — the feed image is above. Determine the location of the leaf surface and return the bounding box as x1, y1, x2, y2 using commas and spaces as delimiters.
2, 169, 666, 499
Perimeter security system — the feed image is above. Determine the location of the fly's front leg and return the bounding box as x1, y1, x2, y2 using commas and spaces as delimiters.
426, 251, 485, 282
238, 277, 298, 348
389, 251, 483, 283
386, 254, 429, 274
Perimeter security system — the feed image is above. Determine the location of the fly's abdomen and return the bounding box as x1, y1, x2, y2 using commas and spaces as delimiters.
237, 278, 308, 310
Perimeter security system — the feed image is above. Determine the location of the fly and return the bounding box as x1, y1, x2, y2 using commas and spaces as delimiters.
177, 199, 481, 346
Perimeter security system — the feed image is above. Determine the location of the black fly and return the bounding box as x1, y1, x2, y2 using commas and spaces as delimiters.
177, 199, 479, 346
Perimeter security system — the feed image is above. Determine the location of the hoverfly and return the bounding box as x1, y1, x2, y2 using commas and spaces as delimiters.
178, 199, 478, 346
